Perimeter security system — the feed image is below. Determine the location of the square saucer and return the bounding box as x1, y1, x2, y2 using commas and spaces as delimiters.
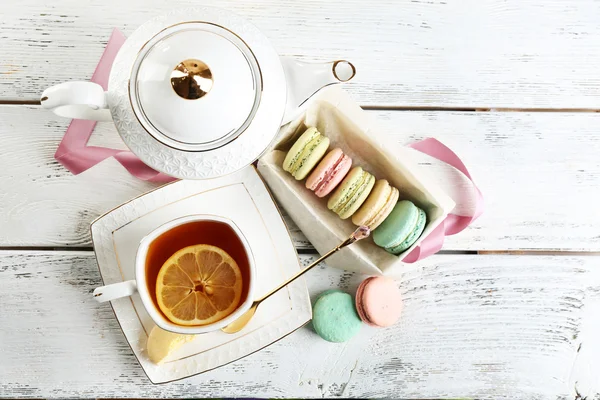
91, 166, 311, 384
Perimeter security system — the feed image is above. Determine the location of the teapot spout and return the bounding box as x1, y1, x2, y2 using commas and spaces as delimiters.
280, 57, 356, 125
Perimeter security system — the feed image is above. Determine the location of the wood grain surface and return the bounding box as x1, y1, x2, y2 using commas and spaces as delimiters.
1, 0, 600, 108
1, 105, 598, 252
2, 0, 600, 398
0, 251, 599, 399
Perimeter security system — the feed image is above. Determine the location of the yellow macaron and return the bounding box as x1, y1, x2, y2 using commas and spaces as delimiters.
352, 179, 399, 229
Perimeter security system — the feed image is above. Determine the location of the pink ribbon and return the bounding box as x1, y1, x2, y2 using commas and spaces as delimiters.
402, 138, 484, 263
54, 29, 175, 183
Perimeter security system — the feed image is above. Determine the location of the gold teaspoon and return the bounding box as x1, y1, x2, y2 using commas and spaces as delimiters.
221, 226, 371, 334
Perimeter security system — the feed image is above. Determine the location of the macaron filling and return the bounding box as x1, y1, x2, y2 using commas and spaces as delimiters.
363, 186, 398, 228
387, 208, 427, 254
283, 129, 318, 171
290, 134, 326, 177
331, 171, 367, 213
355, 277, 376, 326
313, 153, 350, 195
332, 171, 374, 216
307, 152, 342, 191
339, 174, 374, 217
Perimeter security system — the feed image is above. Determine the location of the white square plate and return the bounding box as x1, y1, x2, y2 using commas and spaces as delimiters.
91, 166, 311, 384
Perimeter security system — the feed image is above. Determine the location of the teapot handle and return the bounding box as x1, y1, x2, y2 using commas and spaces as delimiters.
40, 82, 112, 121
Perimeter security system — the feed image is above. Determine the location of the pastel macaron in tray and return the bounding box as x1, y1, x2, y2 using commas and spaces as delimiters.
305, 148, 352, 198
282, 126, 427, 255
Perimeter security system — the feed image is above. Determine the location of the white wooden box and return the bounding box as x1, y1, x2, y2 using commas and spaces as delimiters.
258, 87, 455, 275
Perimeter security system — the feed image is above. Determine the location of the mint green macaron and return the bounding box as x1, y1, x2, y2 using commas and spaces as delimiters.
373, 200, 427, 255
312, 290, 362, 343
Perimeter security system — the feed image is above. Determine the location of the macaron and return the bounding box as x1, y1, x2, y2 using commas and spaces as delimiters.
373, 200, 427, 255
312, 290, 362, 343
352, 179, 399, 230
283, 127, 330, 180
355, 277, 403, 327
305, 148, 352, 197
327, 167, 375, 219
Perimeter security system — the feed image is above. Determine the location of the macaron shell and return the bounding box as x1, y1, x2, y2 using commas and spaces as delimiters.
312, 290, 362, 343
282, 127, 319, 173
352, 180, 399, 229
293, 136, 330, 180
306, 148, 342, 190
314, 289, 340, 303
352, 181, 391, 226
372, 200, 420, 250
305, 148, 352, 197
356, 277, 403, 327
368, 187, 399, 229
315, 154, 352, 197
387, 208, 427, 254
339, 173, 374, 219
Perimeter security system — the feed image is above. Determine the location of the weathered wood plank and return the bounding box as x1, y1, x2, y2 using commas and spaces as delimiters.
0, 105, 155, 247
1, 105, 599, 252
2, 0, 600, 108
0, 251, 599, 399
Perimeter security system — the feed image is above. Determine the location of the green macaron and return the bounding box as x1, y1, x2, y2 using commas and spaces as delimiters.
373, 200, 427, 255
282, 127, 330, 180
312, 290, 362, 343
327, 166, 375, 219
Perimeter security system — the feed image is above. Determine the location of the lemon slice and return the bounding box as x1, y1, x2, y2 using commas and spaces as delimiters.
156, 244, 243, 326
147, 326, 195, 364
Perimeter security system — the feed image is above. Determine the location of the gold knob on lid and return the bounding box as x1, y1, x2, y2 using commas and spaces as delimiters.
170, 59, 213, 100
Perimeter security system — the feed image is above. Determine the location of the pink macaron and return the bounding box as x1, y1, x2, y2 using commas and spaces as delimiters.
305, 148, 352, 197
355, 277, 403, 327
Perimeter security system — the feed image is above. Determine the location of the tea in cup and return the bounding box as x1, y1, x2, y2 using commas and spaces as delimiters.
93, 215, 256, 334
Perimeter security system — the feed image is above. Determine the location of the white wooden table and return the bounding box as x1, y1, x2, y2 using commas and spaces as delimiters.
1, 0, 600, 398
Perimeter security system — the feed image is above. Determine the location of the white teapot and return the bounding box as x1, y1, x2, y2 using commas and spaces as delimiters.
41, 7, 355, 179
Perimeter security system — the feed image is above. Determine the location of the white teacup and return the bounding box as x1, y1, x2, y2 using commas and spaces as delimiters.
93, 214, 256, 334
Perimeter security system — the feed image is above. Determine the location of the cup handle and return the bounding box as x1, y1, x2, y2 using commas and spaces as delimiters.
93, 280, 137, 303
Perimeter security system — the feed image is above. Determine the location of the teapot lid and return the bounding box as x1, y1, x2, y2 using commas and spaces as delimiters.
130, 23, 262, 151
108, 7, 287, 180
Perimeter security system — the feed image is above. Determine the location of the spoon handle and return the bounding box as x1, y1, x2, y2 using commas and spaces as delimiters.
257, 226, 370, 303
